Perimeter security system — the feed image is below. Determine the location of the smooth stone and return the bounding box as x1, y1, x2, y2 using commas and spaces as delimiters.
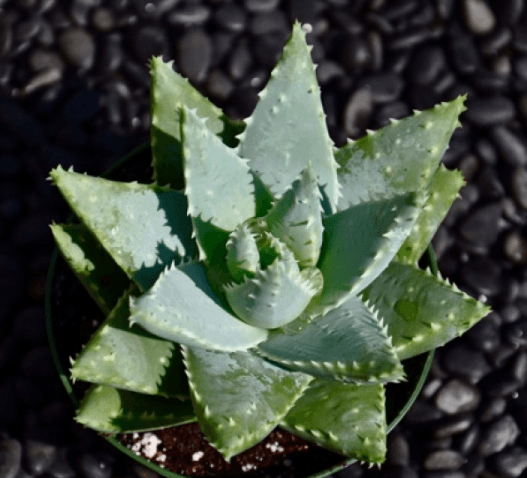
288, 0, 316, 24
377, 0, 418, 19
341, 34, 372, 71
316, 59, 345, 85
15, 17, 41, 42
510, 351, 527, 385
448, 31, 480, 74
458, 256, 503, 298
0, 18, 12, 58
408, 45, 445, 85
23, 439, 57, 475
250, 10, 289, 35
464, 315, 500, 352
227, 38, 252, 80
252, 33, 286, 67
512, 167, 527, 209
476, 167, 505, 199
493, 446, 527, 477
479, 415, 520, 456
206, 69, 234, 101
45, 447, 76, 478
176, 28, 212, 83
422, 472, 465, 478
388, 28, 435, 50
243, 0, 280, 12
498, 0, 524, 24
357, 71, 404, 103
214, 3, 247, 32
434, 379, 481, 415
131, 24, 168, 63
480, 27, 512, 55
168, 5, 210, 25
458, 201, 503, 246
404, 401, 443, 424
28, 49, 64, 72
423, 450, 466, 470
76, 451, 115, 478
454, 423, 480, 455
97, 33, 122, 73
91, 7, 114, 31
475, 137, 498, 165
503, 230, 527, 264
464, 96, 515, 125
374, 101, 411, 127
386, 434, 410, 466
441, 342, 492, 383
343, 87, 373, 139
0, 438, 22, 478
432, 412, 474, 438
462, 0, 496, 35
491, 127, 527, 166
57, 27, 95, 69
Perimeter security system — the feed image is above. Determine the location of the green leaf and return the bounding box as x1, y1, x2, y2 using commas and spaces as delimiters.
282, 380, 387, 464
224, 233, 323, 329
257, 295, 404, 384
304, 193, 421, 320
129, 261, 268, 351
181, 107, 256, 233
396, 164, 465, 264
75, 383, 196, 434
226, 222, 260, 283
71, 288, 189, 399
48, 166, 197, 291
50, 223, 130, 315
182, 346, 313, 461
335, 95, 466, 210
264, 163, 325, 268
149, 56, 229, 189
237, 21, 341, 214
362, 261, 491, 360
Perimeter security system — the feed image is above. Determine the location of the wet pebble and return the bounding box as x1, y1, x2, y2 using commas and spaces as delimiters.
492, 446, 527, 477
434, 379, 481, 415
206, 69, 234, 101
168, 5, 210, 25
454, 423, 480, 455
458, 201, 503, 247
131, 25, 168, 63
76, 451, 115, 478
433, 412, 474, 438
357, 72, 404, 103
449, 32, 480, 75
462, 0, 497, 35
176, 28, 212, 83
250, 10, 289, 35
458, 256, 503, 298
343, 87, 373, 139
491, 126, 527, 166
423, 450, 466, 470
408, 45, 445, 85
91, 7, 115, 32
214, 4, 247, 32
57, 27, 95, 69
0, 437, 22, 478
227, 38, 253, 80
479, 415, 520, 456
45, 446, 76, 478
23, 438, 57, 475
243, 0, 280, 12
511, 167, 527, 209
464, 96, 515, 126
386, 434, 410, 466
442, 342, 492, 383
463, 315, 500, 352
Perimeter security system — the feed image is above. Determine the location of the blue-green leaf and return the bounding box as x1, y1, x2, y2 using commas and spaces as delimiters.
182, 346, 312, 461
50, 223, 130, 315
237, 22, 341, 214
71, 289, 189, 399
48, 166, 197, 291
257, 295, 404, 383
264, 163, 324, 268
129, 261, 268, 351
282, 380, 386, 464
362, 261, 491, 360
335, 95, 466, 210
181, 107, 256, 233
303, 193, 421, 320
75, 384, 196, 434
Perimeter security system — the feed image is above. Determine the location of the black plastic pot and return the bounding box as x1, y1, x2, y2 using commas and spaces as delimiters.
45, 141, 435, 478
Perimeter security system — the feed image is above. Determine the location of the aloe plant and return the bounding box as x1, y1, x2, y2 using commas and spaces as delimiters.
48, 22, 490, 467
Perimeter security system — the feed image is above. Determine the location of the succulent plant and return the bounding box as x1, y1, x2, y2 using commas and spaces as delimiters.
48, 22, 490, 467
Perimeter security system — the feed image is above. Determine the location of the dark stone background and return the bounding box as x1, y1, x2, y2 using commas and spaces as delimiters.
1, 0, 527, 476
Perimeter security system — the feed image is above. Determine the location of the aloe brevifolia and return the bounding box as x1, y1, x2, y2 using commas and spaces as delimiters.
48, 21, 490, 467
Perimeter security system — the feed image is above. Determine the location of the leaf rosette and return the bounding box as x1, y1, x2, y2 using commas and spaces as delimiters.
48, 22, 491, 466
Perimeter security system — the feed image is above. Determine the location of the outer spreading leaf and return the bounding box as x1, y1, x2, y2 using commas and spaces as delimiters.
257, 295, 404, 384
238, 21, 341, 213
335, 95, 466, 210
265, 163, 325, 268
362, 262, 491, 360
129, 261, 268, 351
71, 289, 189, 399
48, 166, 196, 291
181, 107, 256, 233
397, 164, 465, 264
282, 380, 386, 464
149, 56, 237, 189
75, 384, 196, 434
50, 223, 130, 315
303, 192, 421, 320
182, 346, 312, 461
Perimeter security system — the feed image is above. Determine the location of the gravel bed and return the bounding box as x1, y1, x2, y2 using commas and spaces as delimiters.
1, 0, 527, 477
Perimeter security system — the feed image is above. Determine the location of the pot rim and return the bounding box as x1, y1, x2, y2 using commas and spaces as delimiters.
45, 141, 435, 478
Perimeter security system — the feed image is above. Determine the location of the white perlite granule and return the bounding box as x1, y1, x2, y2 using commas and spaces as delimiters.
130, 432, 163, 458
192, 451, 205, 461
